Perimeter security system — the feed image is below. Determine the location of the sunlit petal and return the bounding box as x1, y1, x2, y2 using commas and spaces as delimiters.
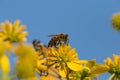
1, 55, 10, 74
92, 64, 109, 75
67, 62, 82, 71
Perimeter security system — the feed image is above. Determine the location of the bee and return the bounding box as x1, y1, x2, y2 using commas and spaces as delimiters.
32, 39, 48, 57
32, 40, 49, 76
48, 33, 69, 48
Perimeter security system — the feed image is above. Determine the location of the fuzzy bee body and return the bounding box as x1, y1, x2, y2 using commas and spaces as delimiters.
48, 33, 69, 48
32, 40, 48, 57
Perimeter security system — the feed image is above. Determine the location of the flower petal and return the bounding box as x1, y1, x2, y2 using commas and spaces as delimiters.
16, 25, 26, 34
104, 57, 114, 67
0, 23, 7, 33
113, 54, 119, 65
67, 48, 77, 57
13, 20, 20, 31
5, 20, 12, 33
1, 55, 10, 74
59, 67, 66, 78
86, 59, 96, 68
67, 62, 82, 71
92, 64, 109, 75
73, 60, 88, 64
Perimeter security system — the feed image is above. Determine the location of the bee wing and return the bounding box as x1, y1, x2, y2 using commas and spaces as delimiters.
48, 33, 63, 37
48, 34, 58, 37
39, 44, 49, 57
48, 67, 62, 80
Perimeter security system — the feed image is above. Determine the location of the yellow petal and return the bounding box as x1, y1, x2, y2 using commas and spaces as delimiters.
0, 32, 6, 40
0, 32, 5, 36
49, 57, 56, 61
13, 20, 20, 31
0, 42, 8, 57
18, 31, 28, 40
35, 68, 41, 75
73, 60, 88, 64
5, 20, 12, 33
0, 55, 10, 73
67, 62, 82, 71
37, 59, 47, 65
67, 48, 77, 57
86, 59, 96, 68
26, 76, 38, 80
83, 66, 90, 72
0, 36, 7, 41
57, 45, 64, 55
50, 48, 58, 56
92, 64, 109, 75
21, 37, 27, 42
84, 77, 91, 80
16, 25, 26, 33
104, 57, 114, 67
113, 54, 119, 65
59, 67, 66, 78
37, 60, 47, 71
38, 55, 44, 59
0, 23, 7, 33
40, 75, 54, 80
64, 44, 70, 52
19, 31, 28, 37
0, 38, 4, 42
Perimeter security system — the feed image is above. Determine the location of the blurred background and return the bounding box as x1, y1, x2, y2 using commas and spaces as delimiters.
0, 0, 120, 79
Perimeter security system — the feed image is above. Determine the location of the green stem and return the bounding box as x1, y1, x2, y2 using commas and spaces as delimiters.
6, 48, 11, 57
108, 73, 115, 80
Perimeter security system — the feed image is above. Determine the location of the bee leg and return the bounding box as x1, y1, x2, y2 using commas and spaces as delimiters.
54, 41, 57, 48
58, 39, 62, 45
48, 40, 52, 47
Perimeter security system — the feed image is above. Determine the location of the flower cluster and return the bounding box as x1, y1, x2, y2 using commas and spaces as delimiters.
0, 18, 119, 80
112, 13, 120, 31
104, 54, 120, 79
0, 20, 27, 42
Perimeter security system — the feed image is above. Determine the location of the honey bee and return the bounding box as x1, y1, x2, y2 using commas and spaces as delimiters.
32, 39, 48, 57
48, 33, 69, 48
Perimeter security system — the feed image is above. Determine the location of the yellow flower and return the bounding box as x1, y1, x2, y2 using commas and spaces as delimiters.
0, 20, 28, 42
0, 41, 12, 80
104, 54, 120, 70
0, 55, 10, 74
111, 12, 120, 31
48, 44, 87, 78
74, 59, 109, 80
15, 44, 37, 79
104, 54, 120, 79
36, 55, 47, 71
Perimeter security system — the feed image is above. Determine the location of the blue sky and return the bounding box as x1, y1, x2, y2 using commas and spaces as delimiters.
0, 0, 120, 79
